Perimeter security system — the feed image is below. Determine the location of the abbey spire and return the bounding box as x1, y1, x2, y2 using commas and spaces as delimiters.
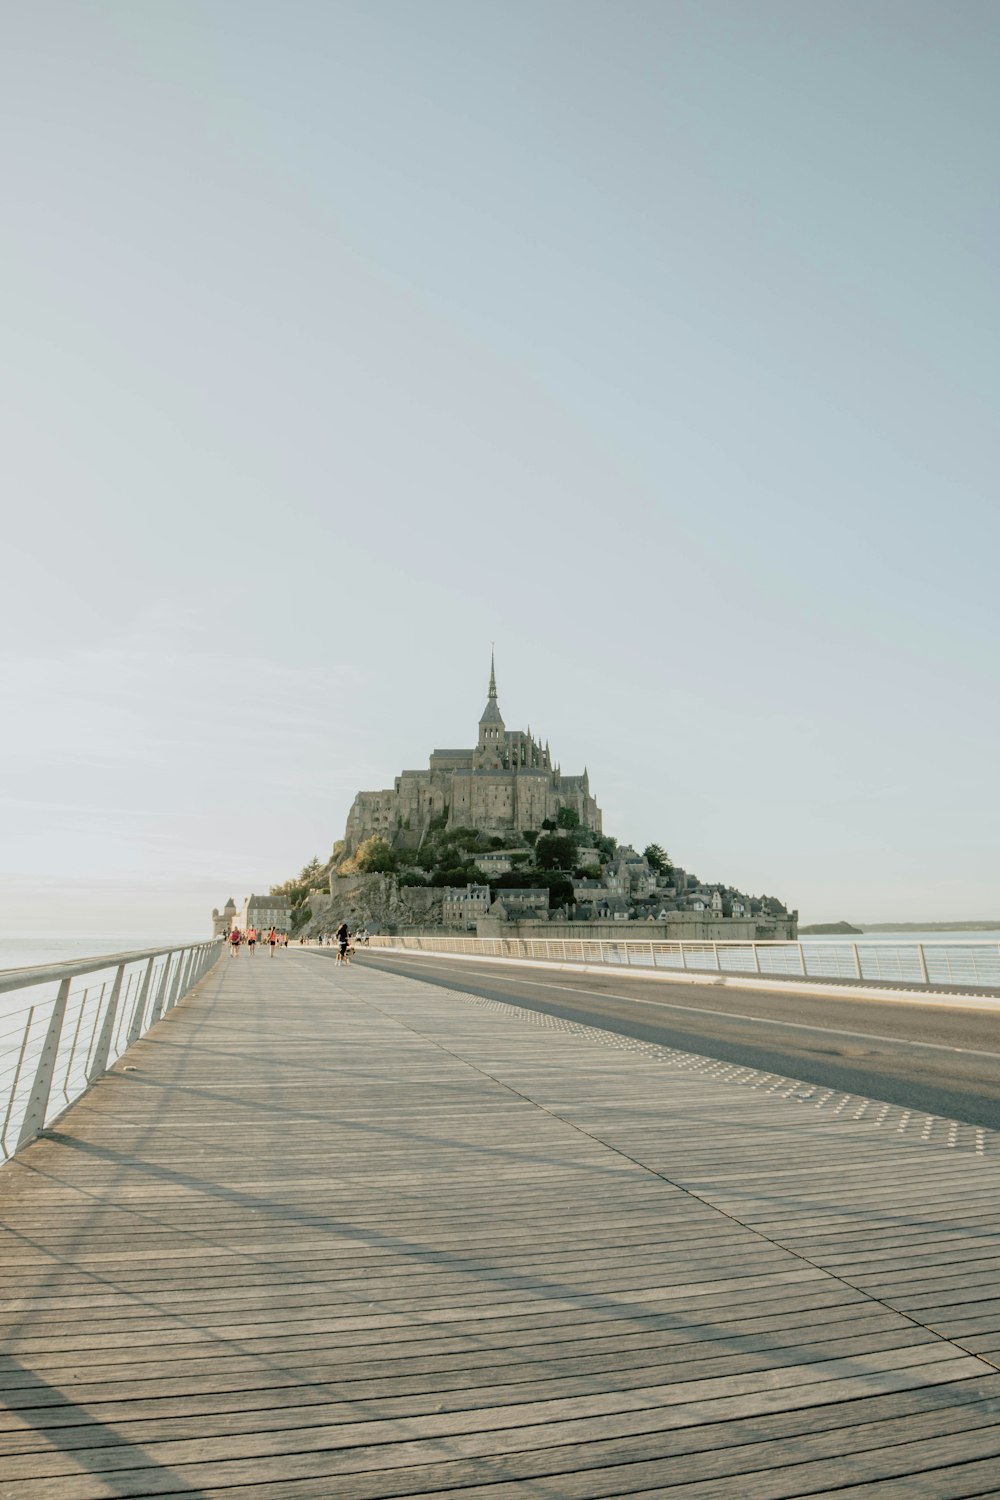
478, 647, 505, 746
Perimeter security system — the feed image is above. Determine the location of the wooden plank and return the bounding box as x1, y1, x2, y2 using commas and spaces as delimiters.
0, 954, 997, 1498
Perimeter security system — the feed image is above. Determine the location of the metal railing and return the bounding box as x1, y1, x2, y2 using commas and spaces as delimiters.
0, 940, 220, 1163
368, 934, 1000, 991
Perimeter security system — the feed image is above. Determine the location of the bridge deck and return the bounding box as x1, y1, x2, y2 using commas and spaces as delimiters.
1, 952, 1000, 1498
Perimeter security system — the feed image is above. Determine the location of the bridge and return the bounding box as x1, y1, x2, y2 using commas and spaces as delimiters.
2, 942, 1000, 1495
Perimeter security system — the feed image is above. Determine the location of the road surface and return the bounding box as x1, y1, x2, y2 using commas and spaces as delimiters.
339, 948, 1000, 1132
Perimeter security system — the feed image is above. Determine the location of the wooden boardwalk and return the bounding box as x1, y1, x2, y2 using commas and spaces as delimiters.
1, 952, 1000, 1498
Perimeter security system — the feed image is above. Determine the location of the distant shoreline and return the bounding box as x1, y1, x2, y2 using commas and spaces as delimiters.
859, 921, 1000, 933
802, 920, 1000, 934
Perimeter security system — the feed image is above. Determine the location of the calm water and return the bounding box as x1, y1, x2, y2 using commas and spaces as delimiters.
802, 930, 1000, 945
0, 934, 206, 974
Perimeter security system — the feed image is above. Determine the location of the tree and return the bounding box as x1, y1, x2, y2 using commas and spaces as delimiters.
431, 866, 482, 886
643, 843, 672, 876
546, 874, 575, 909
354, 836, 397, 874
555, 807, 581, 830
494, 869, 541, 889
535, 833, 578, 871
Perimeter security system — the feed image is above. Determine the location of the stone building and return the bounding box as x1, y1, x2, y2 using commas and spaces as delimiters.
441, 883, 491, 930
343, 656, 602, 854
211, 893, 291, 937
489, 888, 550, 919
237, 894, 292, 932
211, 898, 237, 938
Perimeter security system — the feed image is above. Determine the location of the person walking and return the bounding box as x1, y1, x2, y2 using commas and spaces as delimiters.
267, 926, 278, 956
335, 921, 350, 964
229, 926, 241, 957
246, 926, 257, 957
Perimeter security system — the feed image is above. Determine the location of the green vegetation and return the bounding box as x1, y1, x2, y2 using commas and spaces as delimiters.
276, 806, 795, 932
534, 833, 579, 871
270, 852, 338, 931
643, 843, 672, 877
354, 836, 397, 873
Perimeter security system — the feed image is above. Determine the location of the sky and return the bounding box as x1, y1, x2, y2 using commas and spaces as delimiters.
1, 0, 997, 934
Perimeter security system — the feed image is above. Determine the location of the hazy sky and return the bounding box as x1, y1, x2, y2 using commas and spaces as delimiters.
2, 0, 997, 934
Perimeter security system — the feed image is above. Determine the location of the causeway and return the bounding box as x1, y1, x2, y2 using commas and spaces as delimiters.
2, 952, 1000, 1498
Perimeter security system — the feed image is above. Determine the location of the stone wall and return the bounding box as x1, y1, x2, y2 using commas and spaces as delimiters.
474, 914, 797, 942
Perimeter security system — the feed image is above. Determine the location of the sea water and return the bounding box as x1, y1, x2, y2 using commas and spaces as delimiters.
0, 934, 205, 974
801, 930, 1000, 945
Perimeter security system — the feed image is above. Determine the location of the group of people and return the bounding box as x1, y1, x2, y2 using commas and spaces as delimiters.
226, 925, 371, 961
308, 926, 371, 955
228, 926, 288, 957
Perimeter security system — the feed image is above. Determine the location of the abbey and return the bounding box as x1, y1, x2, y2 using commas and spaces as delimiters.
344, 657, 602, 853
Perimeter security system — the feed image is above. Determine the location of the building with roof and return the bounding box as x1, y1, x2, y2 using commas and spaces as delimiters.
236, 894, 293, 933
211, 897, 237, 938
441, 883, 491, 930
211, 893, 292, 938
343, 654, 602, 853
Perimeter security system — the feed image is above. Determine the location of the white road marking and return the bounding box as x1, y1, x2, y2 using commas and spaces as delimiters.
381, 956, 1000, 1063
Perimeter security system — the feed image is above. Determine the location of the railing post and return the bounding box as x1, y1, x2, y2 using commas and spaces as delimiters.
752, 942, 761, 973
148, 951, 177, 1025
712, 942, 720, 971
167, 947, 191, 1011
126, 957, 156, 1046
681, 943, 688, 970
173, 942, 205, 1007
2, 1007, 37, 1156
62, 990, 89, 1102
87, 963, 127, 1082
917, 943, 930, 985
172, 948, 195, 1008
15, 976, 71, 1152
852, 943, 862, 980
797, 942, 806, 976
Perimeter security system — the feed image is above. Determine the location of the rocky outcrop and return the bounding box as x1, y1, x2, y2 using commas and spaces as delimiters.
798, 920, 862, 935
303, 872, 444, 936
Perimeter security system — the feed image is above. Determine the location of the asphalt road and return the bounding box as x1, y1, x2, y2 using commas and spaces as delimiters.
330, 949, 1000, 1132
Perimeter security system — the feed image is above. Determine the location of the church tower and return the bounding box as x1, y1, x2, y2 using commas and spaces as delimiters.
477, 649, 505, 758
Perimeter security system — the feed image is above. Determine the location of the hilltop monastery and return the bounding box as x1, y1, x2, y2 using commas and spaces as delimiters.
343, 656, 602, 853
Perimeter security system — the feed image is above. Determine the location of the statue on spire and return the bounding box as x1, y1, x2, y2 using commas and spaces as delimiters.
488, 646, 497, 700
